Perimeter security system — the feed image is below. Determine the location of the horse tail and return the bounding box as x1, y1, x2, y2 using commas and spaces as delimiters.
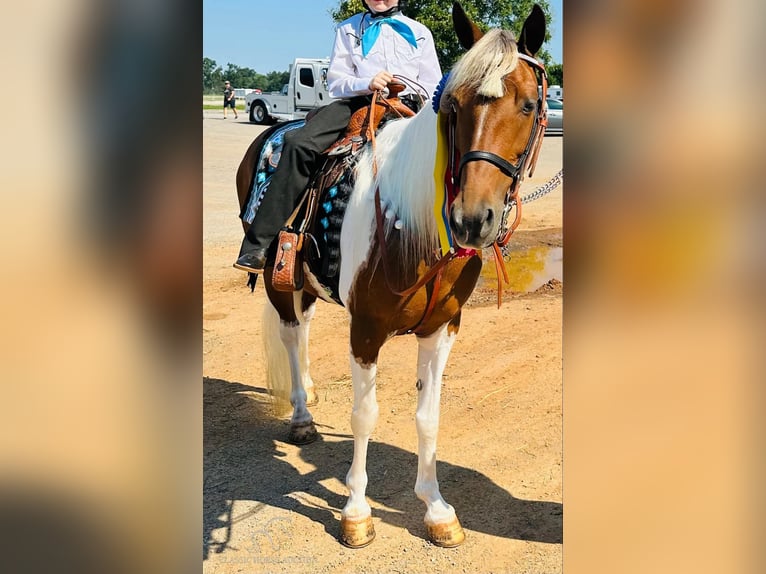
261, 298, 293, 416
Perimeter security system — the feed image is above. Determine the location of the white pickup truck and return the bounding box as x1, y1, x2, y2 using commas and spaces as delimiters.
245, 58, 336, 124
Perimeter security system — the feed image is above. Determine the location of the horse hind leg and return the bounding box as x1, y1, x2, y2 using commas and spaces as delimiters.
298, 292, 318, 407
262, 290, 319, 444
414, 322, 465, 547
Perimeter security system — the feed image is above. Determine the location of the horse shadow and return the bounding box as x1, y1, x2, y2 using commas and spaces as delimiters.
203, 377, 562, 559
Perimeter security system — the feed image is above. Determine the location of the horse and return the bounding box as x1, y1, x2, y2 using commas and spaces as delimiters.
235, 2, 548, 549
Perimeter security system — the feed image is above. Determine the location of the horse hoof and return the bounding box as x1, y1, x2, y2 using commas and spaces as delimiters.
426, 517, 465, 547
339, 516, 376, 548
287, 421, 318, 445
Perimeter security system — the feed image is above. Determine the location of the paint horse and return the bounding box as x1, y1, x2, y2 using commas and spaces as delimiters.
236, 2, 548, 548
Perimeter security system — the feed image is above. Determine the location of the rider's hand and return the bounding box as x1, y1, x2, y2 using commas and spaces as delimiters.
368, 71, 394, 92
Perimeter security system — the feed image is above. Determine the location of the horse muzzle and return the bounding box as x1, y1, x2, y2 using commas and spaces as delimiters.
449, 202, 499, 249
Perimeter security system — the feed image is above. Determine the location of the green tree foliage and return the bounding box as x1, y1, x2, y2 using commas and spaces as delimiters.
264, 71, 291, 93
222, 63, 266, 92
202, 57, 224, 93
330, 0, 557, 70
547, 63, 562, 86
202, 57, 290, 94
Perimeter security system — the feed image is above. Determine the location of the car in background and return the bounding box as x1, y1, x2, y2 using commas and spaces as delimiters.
545, 98, 562, 135
234, 88, 261, 99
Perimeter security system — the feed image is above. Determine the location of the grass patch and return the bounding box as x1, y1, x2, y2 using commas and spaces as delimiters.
204, 103, 245, 110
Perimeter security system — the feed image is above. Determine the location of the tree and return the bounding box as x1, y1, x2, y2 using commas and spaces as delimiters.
223, 63, 264, 91
202, 57, 291, 94
330, 0, 555, 71
547, 63, 562, 86
265, 71, 290, 93
202, 57, 224, 94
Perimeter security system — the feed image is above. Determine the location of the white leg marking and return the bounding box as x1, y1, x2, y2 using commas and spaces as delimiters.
342, 355, 379, 520
298, 300, 316, 402
277, 293, 314, 426
414, 324, 458, 525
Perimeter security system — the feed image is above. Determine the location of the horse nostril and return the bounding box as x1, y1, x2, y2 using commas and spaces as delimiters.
450, 206, 462, 229
485, 208, 494, 226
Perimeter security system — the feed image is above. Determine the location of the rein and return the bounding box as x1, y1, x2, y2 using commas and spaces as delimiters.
368, 86, 457, 302
373, 185, 455, 298
368, 83, 457, 334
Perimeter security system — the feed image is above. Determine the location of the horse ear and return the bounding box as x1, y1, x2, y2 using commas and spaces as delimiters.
518, 4, 546, 57
452, 2, 483, 50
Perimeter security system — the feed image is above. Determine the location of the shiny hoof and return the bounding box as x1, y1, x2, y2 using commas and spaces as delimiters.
287, 421, 318, 445
426, 517, 465, 547
339, 516, 376, 548
305, 386, 319, 407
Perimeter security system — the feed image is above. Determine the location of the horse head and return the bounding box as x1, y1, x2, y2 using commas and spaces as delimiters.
443, 3, 547, 249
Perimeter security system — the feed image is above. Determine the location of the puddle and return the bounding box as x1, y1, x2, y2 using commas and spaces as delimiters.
204, 312, 228, 321
479, 246, 562, 292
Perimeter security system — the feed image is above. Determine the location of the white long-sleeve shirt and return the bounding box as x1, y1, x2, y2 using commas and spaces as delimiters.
327, 12, 443, 99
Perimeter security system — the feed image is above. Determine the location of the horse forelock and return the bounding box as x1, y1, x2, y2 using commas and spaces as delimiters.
445, 29, 519, 99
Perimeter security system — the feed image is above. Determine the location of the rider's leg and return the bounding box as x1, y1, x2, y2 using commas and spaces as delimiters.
235, 97, 367, 272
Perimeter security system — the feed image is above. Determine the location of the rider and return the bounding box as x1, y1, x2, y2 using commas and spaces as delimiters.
234, 0, 442, 273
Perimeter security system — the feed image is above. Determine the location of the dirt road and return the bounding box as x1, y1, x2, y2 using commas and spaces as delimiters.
203, 110, 563, 573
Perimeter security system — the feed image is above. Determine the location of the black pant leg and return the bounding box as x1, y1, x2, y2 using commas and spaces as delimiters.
241, 98, 368, 253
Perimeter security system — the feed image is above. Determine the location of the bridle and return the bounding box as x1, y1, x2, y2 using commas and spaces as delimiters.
439, 52, 548, 306
448, 52, 548, 248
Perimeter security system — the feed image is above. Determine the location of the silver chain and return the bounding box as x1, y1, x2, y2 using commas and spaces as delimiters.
499, 169, 563, 257
513, 169, 563, 207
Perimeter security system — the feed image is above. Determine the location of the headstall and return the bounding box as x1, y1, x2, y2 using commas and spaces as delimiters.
445, 52, 548, 248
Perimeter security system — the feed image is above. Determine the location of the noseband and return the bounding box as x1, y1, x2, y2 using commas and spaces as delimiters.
449, 53, 548, 247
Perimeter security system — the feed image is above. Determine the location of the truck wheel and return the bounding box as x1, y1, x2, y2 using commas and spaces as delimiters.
250, 102, 268, 124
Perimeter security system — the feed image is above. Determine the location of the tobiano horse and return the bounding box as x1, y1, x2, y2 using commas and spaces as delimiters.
235, 2, 548, 548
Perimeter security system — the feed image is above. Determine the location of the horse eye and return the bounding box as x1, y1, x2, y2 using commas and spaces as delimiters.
522, 100, 537, 115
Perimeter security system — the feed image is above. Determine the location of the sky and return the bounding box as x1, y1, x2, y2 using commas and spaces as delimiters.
203, 0, 563, 74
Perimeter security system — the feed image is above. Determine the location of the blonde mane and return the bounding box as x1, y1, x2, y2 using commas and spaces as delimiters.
444, 29, 519, 98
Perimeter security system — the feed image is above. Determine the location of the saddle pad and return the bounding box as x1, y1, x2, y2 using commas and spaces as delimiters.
304, 159, 358, 304
240, 120, 305, 224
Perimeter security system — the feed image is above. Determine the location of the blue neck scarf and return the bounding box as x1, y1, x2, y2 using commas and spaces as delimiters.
361, 16, 418, 57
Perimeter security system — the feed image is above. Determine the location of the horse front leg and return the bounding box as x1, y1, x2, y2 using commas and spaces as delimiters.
414, 320, 465, 547
339, 326, 383, 548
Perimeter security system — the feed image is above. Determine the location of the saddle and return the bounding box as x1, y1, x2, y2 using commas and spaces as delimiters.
326, 83, 416, 156
272, 85, 419, 295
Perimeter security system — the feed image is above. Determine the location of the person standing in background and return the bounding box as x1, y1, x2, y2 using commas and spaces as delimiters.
223, 80, 238, 119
